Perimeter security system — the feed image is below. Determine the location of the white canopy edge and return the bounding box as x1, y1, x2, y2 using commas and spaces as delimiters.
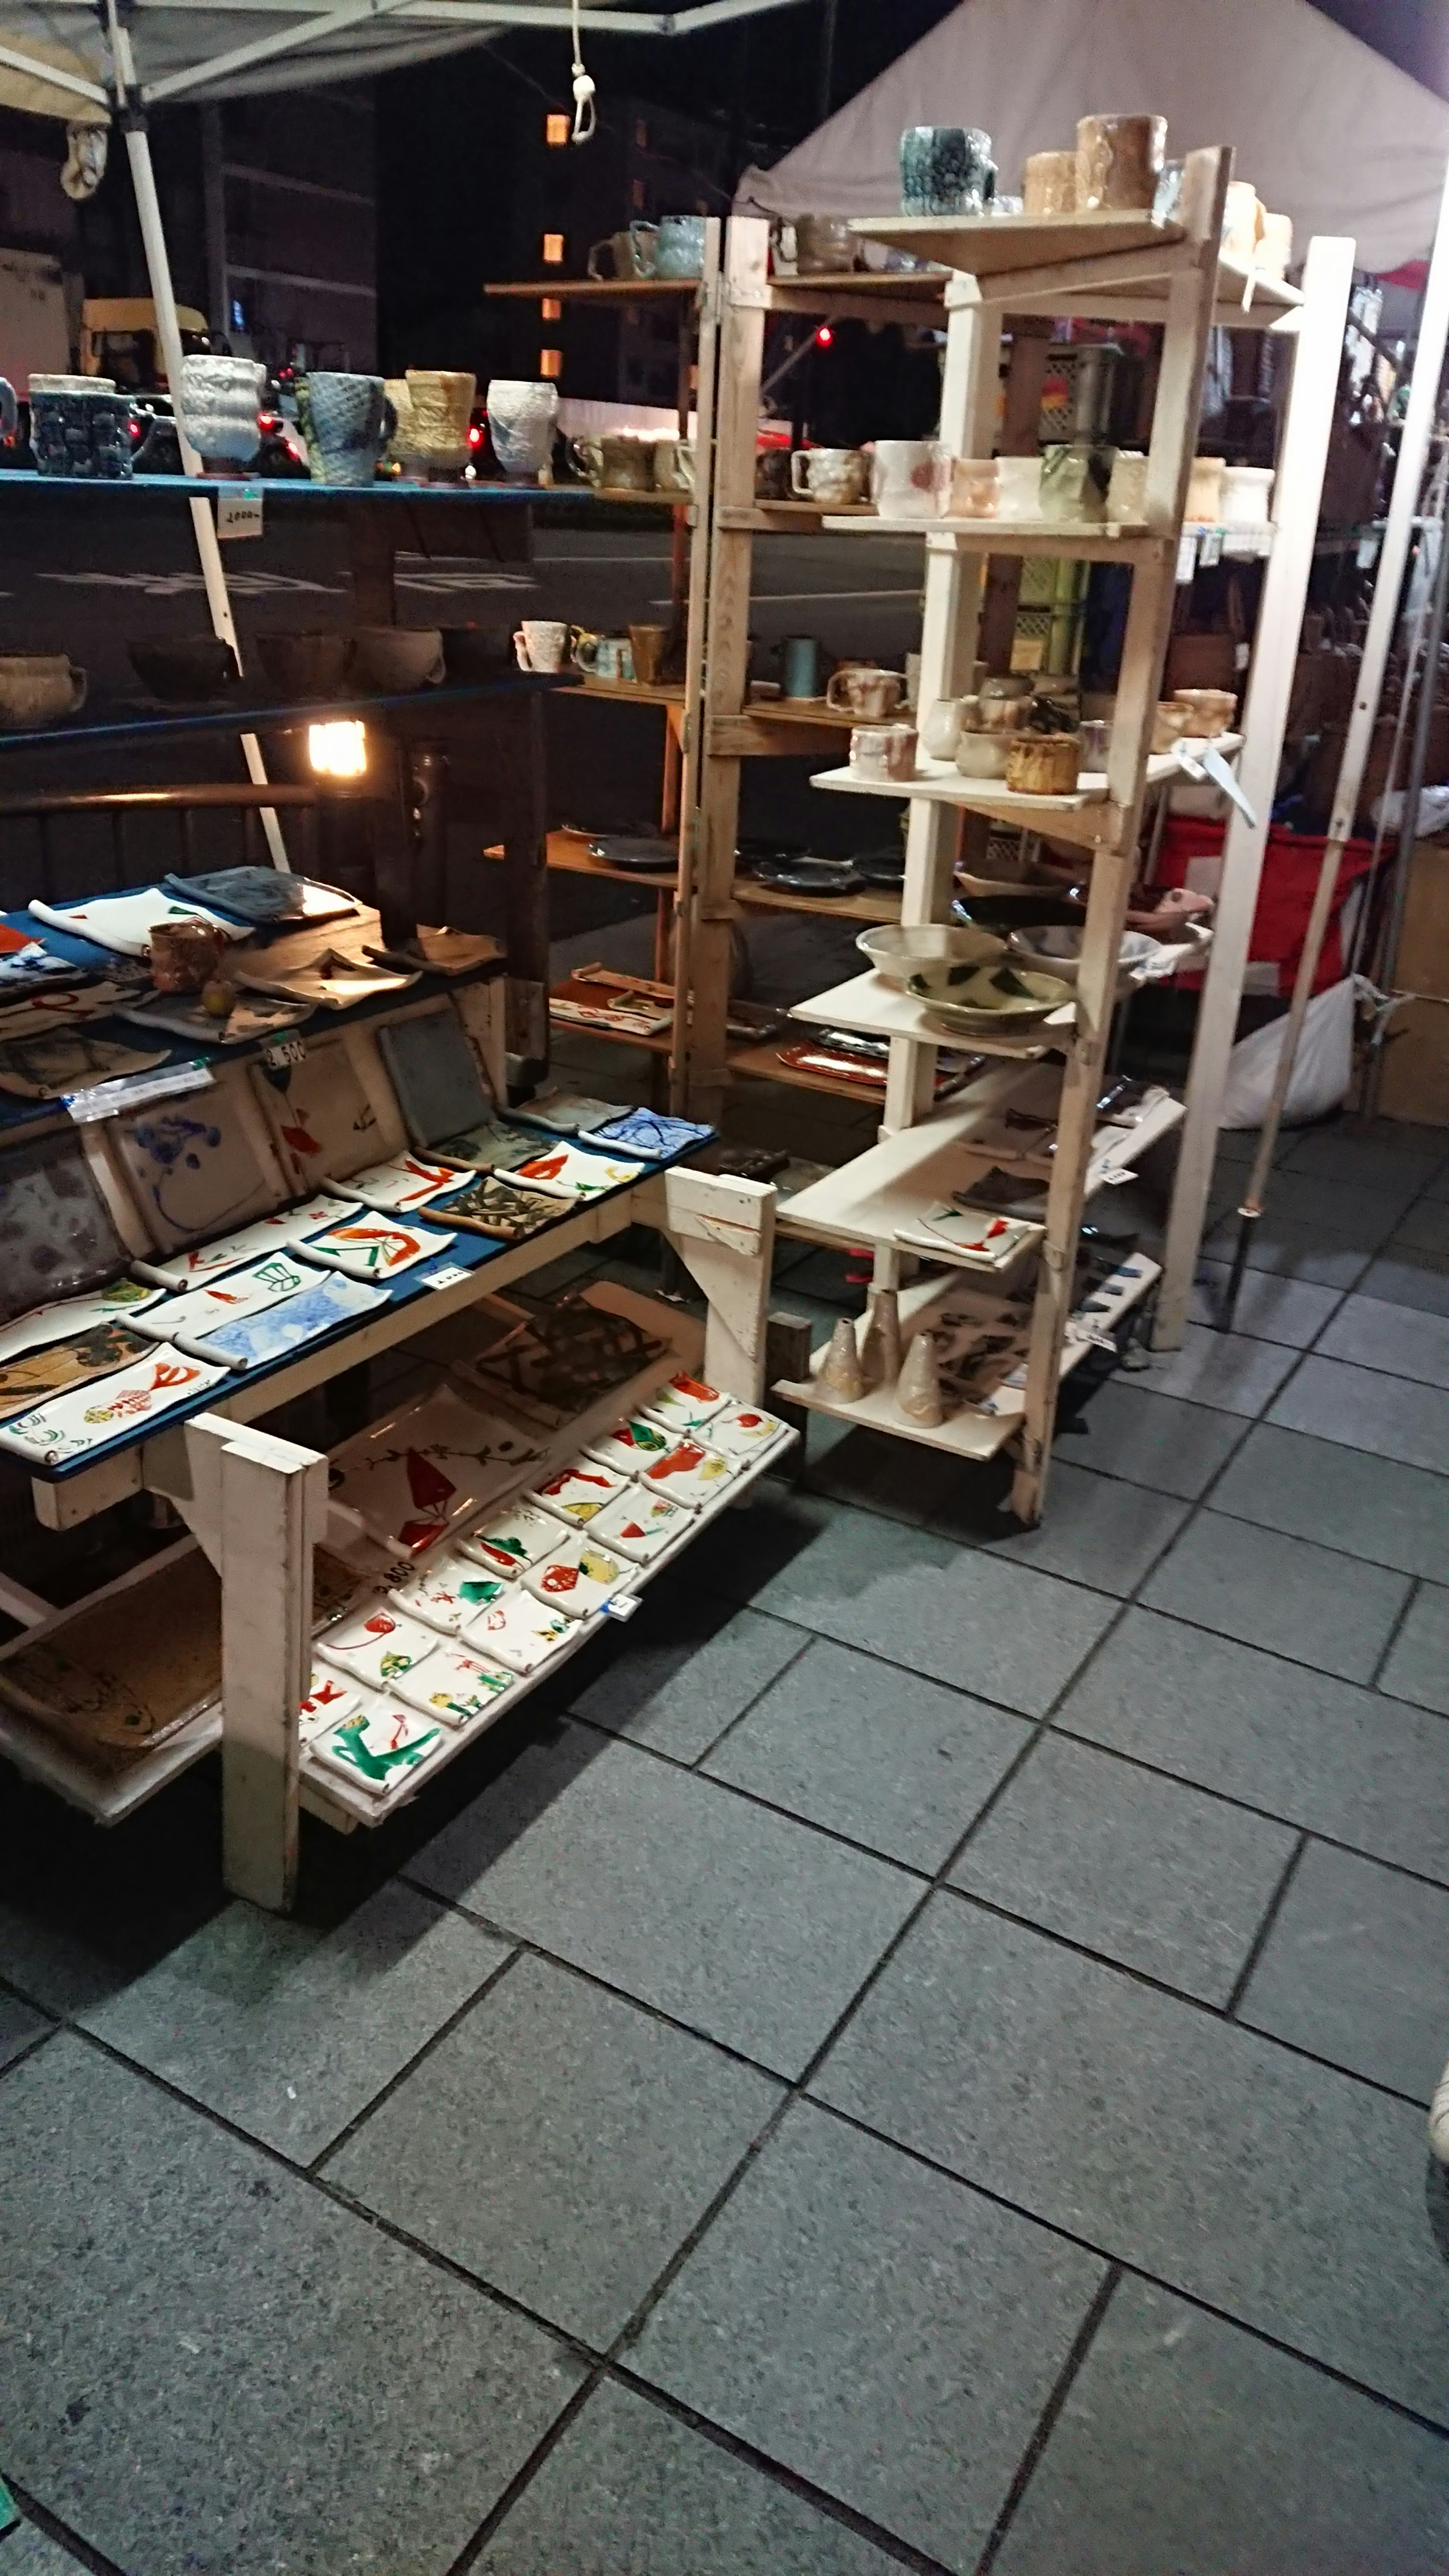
737, 0, 1449, 275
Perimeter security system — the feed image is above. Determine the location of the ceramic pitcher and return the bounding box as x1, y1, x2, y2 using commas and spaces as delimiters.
178, 355, 266, 472
296, 371, 396, 486
486, 377, 559, 481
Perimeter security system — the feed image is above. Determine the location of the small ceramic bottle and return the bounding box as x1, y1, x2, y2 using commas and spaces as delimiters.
897, 1327, 945, 1426
819, 1315, 865, 1402
860, 1287, 903, 1388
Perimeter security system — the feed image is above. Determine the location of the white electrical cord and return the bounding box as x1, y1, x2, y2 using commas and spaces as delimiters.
570, 0, 596, 139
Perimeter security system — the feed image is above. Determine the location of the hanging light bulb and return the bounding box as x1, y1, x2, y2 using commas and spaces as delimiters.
309, 720, 367, 778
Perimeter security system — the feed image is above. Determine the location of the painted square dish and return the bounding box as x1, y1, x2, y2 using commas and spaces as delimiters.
138, 1194, 356, 1288
523, 1533, 633, 1621
641, 1370, 729, 1435
589, 1108, 713, 1161
703, 1402, 792, 1461
385, 1550, 513, 1638
331, 1154, 463, 1214
0, 1275, 164, 1364
0, 1132, 131, 1320
300, 1213, 457, 1281
0, 1030, 171, 1102
457, 1499, 563, 1576
186, 1272, 387, 1373
378, 1007, 492, 1150
298, 1669, 359, 1740
315, 1603, 443, 1692
585, 1415, 675, 1475
108, 1086, 283, 1252
249, 1038, 389, 1188
512, 1089, 626, 1136
588, 1484, 694, 1564
132, 1249, 314, 1346
640, 1438, 737, 1510
433, 1117, 546, 1175
431, 1173, 561, 1243
0, 1320, 157, 1425
327, 1386, 546, 1556
0, 1341, 229, 1467
310, 1701, 446, 1799
460, 1584, 574, 1676
163, 868, 360, 928
505, 1140, 645, 1201
529, 1458, 631, 1528
460, 1293, 668, 1427
394, 1647, 518, 1729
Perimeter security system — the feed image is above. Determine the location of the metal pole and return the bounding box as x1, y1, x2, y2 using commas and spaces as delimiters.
1363, 477, 1449, 1114
1220, 159, 1449, 1323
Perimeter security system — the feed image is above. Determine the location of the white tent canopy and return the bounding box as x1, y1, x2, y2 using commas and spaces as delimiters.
737, 0, 1449, 274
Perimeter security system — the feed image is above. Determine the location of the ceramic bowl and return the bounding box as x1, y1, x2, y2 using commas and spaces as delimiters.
908, 958, 1074, 1034
127, 635, 239, 703
255, 631, 353, 699
954, 731, 1010, 778
1008, 928, 1160, 986
350, 626, 445, 692
856, 922, 1005, 987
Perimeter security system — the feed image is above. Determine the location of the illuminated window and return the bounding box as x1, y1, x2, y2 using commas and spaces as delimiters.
545, 112, 570, 145
540, 347, 563, 379
541, 296, 562, 321
542, 232, 565, 265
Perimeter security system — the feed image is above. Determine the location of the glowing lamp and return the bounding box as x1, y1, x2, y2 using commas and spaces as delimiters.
309, 720, 367, 778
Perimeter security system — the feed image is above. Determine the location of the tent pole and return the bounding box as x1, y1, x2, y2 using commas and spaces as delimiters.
109, 14, 289, 870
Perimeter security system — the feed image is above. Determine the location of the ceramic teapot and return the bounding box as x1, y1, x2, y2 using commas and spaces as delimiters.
295, 372, 396, 486
178, 355, 266, 471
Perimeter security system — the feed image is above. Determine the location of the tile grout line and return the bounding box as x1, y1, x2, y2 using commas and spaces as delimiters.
1221, 1830, 1309, 2018
0, 2476, 125, 2576
1368, 1576, 1421, 1693
307, 1938, 526, 2178
971, 2265, 1125, 2576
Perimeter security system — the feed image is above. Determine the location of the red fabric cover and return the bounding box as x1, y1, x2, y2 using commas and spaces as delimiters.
1155, 819, 1378, 997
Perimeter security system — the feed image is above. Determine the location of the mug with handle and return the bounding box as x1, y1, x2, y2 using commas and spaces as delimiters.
587, 225, 658, 281
514, 620, 575, 674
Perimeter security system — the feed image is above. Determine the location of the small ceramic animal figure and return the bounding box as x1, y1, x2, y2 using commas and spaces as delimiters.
819, 1315, 865, 1403
897, 1327, 945, 1427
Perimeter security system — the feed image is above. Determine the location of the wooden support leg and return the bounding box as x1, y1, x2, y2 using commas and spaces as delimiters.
502, 693, 551, 1088
657, 1167, 775, 1399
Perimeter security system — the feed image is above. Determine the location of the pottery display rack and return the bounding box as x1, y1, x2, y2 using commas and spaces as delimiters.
752, 149, 1245, 1526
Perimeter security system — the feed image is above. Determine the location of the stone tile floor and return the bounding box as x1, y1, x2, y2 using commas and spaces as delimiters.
3, 1117, 1449, 2572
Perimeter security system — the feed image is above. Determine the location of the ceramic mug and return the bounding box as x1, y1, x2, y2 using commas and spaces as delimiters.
1041, 439, 1114, 523
1022, 150, 1077, 218
629, 623, 670, 684
826, 664, 903, 720
0, 653, 86, 727
851, 721, 917, 782
754, 445, 792, 500
651, 437, 695, 493
28, 376, 155, 480
587, 225, 658, 280
996, 454, 1042, 514
573, 632, 635, 681
296, 372, 395, 486
486, 377, 559, 481
651, 215, 708, 279
1075, 114, 1167, 214
870, 438, 949, 519
392, 368, 476, 473
778, 214, 855, 275
569, 432, 654, 492
900, 125, 994, 217
514, 619, 574, 674
178, 355, 266, 471
790, 446, 867, 506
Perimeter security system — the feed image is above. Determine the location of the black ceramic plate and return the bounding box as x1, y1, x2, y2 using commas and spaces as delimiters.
584, 837, 676, 872
752, 857, 865, 895
852, 849, 907, 886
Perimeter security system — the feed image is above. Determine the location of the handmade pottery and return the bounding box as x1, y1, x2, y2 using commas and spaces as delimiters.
1220, 465, 1274, 528
460, 1584, 573, 1675
530, 1458, 631, 1528
1220, 179, 1263, 265
127, 635, 238, 703
149, 919, 225, 993
754, 445, 792, 500
0, 1547, 223, 1764
332, 1153, 461, 1213
186, 1271, 386, 1372
434, 1173, 559, 1241
178, 355, 266, 471
706, 1403, 788, 1459
312, 1703, 445, 1796
569, 432, 654, 492
109, 1089, 283, 1253
954, 731, 1011, 779
1186, 454, 1225, 523
640, 1438, 733, 1509
486, 377, 559, 480
573, 633, 635, 681
586, 1415, 675, 1474
827, 664, 903, 720
1074, 113, 1166, 214
133, 1249, 312, 1349
514, 1091, 625, 1134
525, 1534, 631, 1620
317, 1603, 443, 1691
778, 635, 823, 698
28, 378, 157, 480
1257, 212, 1293, 278
1171, 686, 1237, 734
513, 618, 571, 674
0, 654, 86, 729
950, 457, 1000, 518
641, 1370, 728, 1433
589, 1484, 691, 1564
458, 1500, 562, 1576
779, 213, 855, 274
0, 1340, 228, 1466
27, 886, 244, 961
628, 623, 671, 684
250, 1040, 388, 1189
859, 1290, 902, 1390
295, 371, 395, 485
818, 1314, 865, 1402
0, 1030, 170, 1102
870, 438, 949, 518
432, 1116, 543, 1174
648, 215, 707, 279
1105, 449, 1148, 520
1022, 150, 1077, 217
395, 1646, 516, 1728
587, 225, 657, 280
1041, 440, 1114, 522
850, 722, 917, 782
299, 1669, 359, 1739
387, 1547, 513, 1637
378, 1007, 491, 1150
994, 456, 1041, 515
1151, 697, 1200, 753
650, 441, 694, 495
349, 626, 445, 692
896, 1328, 945, 1426
440, 624, 514, 682
1005, 732, 1081, 795
0, 1320, 156, 1424
327, 1385, 545, 1555
391, 368, 475, 474
790, 446, 868, 506
0, 1275, 162, 1365
254, 631, 352, 699
137, 1195, 354, 1289
920, 697, 968, 760
506, 1140, 644, 1200
900, 124, 994, 216
589, 1107, 711, 1160
301, 1212, 457, 1281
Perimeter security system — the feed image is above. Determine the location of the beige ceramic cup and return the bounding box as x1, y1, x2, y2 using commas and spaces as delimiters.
569, 433, 654, 492
1258, 211, 1294, 277
954, 731, 1010, 780
790, 446, 867, 505
827, 665, 903, 720
652, 437, 695, 493
1075, 113, 1167, 212
395, 368, 475, 470
851, 721, 917, 781
1023, 150, 1077, 217
950, 456, 1000, 518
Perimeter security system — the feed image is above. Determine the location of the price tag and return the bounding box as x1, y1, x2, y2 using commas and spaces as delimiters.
1197, 525, 1223, 567
217, 484, 264, 541
1175, 531, 1198, 584
65, 1057, 214, 1123
602, 1592, 641, 1621
262, 1036, 308, 1069
422, 1263, 471, 1293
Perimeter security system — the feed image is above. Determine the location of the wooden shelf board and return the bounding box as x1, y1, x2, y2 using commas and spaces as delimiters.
736, 878, 902, 926
734, 695, 855, 729
820, 512, 1168, 561
717, 502, 878, 532
1012, 255, 1303, 326
761, 269, 948, 312
485, 277, 701, 300
811, 740, 1241, 846
789, 967, 1073, 1057
574, 676, 686, 707
849, 208, 1185, 278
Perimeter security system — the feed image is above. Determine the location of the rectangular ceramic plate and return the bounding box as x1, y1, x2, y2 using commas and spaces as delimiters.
0, 1319, 157, 1424
523, 1532, 633, 1621
505, 1140, 645, 1201
434, 1118, 547, 1174
109, 1088, 283, 1253
0, 1340, 229, 1467
456, 1499, 562, 1576
589, 1484, 694, 1563
640, 1371, 729, 1435
121, 992, 313, 1051
0, 1030, 172, 1101
585, 1415, 676, 1475
315, 1603, 445, 1692
137, 1194, 356, 1287
0, 1133, 132, 1321
429, 1173, 561, 1243
893, 1206, 1043, 1266
588, 1109, 713, 1160
132, 1249, 315, 1346
701, 1403, 792, 1460
385, 1549, 513, 1638
310, 1699, 446, 1798
185, 1272, 388, 1372
529, 1458, 631, 1528
327, 1386, 547, 1556
640, 1438, 737, 1509
377, 1008, 492, 1151
300, 1213, 457, 1281
0, 1276, 164, 1364
249, 1039, 389, 1188
459, 1585, 574, 1676
330, 1155, 463, 1214
512, 1090, 625, 1135
394, 1647, 518, 1729
299, 1669, 359, 1739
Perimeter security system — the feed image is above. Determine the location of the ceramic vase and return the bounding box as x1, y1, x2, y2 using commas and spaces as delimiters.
897, 1327, 944, 1426
296, 372, 395, 486
486, 378, 559, 481
179, 355, 266, 471
819, 1315, 865, 1402
900, 125, 995, 218
860, 1288, 902, 1389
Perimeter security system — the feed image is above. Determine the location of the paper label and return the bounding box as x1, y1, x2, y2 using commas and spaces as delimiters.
422, 1263, 471, 1292
65, 1057, 214, 1123
262, 1036, 308, 1069
1175, 532, 1198, 585
1197, 525, 1223, 567
602, 1592, 641, 1619
217, 484, 264, 540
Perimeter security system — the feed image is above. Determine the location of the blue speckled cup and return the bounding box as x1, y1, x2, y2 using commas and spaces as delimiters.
899, 126, 995, 218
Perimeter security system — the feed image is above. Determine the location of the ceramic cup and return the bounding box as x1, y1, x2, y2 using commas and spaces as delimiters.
573, 632, 635, 681
350, 626, 445, 691
754, 445, 791, 499
1005, 732, 1081, 795
1171, 687, 1236, 734
486, 377, 559, 481
996, 454, 1042, 514
950, 456, 1000, 518
1220, 464, 1274, 528
790, 445, 867, 506
1022, 150, 1077, 218
127, 635, 238, 703
296, 372, 395, 486
870, 438, 949, 519
652, 437, 695, 493
391, 368, 476, 474
28, 376, 155, 480
628, 623, 670, 684
778, 214, 856, 275
1186, 454, 1226, 524
569, 432, 654, 492
826, 664, 903, 720
1107, 449, 1148, 520
954, 730, 1010, 779
851, 721, 917, 781
1041, 439, 1114, 523
1075, 113, 1167, 213
1221, 180, 1263, 265
255, 631, 352, 698
514, 619, 573, 674
920, 696, 969, 758
977, 691, 1031, 734
651, 215, 708, 278
0, 652, 85, 727
1258, 212, 1294, 278
778, 635, 822, 698
587, 225, 658, 280
178, 354, 266, 471
900, 125, 995, 217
